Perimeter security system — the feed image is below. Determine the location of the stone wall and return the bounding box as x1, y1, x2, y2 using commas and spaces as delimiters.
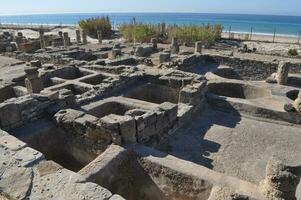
204, 54, 301, 81
0, 95, 66, 131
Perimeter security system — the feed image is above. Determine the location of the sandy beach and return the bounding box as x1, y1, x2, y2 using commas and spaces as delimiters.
222, 32, 300, 44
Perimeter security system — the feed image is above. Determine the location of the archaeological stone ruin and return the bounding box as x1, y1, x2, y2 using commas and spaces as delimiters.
0, 26, 300, 200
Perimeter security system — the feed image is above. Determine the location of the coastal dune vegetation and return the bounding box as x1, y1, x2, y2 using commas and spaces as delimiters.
79, 16, 112, 38
79, 16, 223, 47
120, 18, 223, 47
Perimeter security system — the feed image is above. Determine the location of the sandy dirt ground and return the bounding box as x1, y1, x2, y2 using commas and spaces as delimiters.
242, 41, 301, 57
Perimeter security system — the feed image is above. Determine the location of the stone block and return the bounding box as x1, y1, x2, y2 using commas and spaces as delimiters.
105, 114, 137, 144
159, 102, 178, 123
99, 114, 119, 131
137, 125, 156, 143
111, 48, 122, 59
14, 147, 44, 167
54, 109, 85, 125
42, 63, 55, 70
24, 67, 39, 80
118, 116, 137, 144
76, 29, 81, 43
95, 52, 109, 59
0, 167, 33, 200
0, 103, 21, 128
30, 60, 42, 68
150, 38, 158, 48
195, 41, 202, 53
0, 135, 27, 151
159, 52, 171, 63
25, 78, 44, 94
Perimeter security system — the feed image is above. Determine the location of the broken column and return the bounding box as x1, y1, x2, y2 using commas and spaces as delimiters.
276, 61, 290, 85
111, 48, 122, 59
76, 30, 81, 44
24, 67, 44, 94
63, 32, 70, 47
97, 30, 102, 44
15, 32, 23, 47
58, 31, 63, 38
195, 41, 202, 54
293, 90, 301, 113
39, 30, 45, 49
170, 37, 180, 54
260, 157, 300, 200
82, 30, 88, 45
151, 38, 158, 49
159, 52, 171, 63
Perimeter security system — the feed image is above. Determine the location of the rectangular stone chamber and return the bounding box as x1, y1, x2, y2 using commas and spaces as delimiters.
79, 74, 111, 85
123, 82, 181, 104
10, 120, 101, 172
0, 86, 26, 103
50, 83, 91, 95
79, 145, 214, 200
44, 66, 93, 80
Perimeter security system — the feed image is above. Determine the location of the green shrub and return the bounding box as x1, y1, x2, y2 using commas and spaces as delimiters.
79, 16, 112, 38
169, 24, 223, 47
120, 23, 159, 43
120, 20, 222, 47
288, 49, 298, 56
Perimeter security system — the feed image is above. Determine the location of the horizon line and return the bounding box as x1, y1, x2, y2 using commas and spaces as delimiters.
1, 11, 301, 18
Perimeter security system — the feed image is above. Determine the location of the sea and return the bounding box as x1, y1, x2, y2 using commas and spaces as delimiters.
1, 13, 301, 37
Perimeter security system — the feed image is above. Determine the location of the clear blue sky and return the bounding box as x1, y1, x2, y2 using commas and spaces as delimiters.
1, 0, 300, 16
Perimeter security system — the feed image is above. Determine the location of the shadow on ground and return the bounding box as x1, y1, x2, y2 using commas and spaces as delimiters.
158, 103, 241, 169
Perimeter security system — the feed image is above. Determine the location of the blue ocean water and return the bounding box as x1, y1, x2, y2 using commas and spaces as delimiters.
1, 13, 301, 37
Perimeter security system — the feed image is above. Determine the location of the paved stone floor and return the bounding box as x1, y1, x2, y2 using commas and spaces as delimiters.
162, 106, 301, 184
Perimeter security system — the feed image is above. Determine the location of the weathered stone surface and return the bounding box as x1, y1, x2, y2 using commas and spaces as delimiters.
170, 37, 180, 54
158, 102, 178, 123
110, 194, 126, 200
82, 30, 88, 44
293, 90, 301, 113
0, 135, 26, 151
112, 114, 137, 144
0, 103, 21, 128
30, 60, 42, 68
25, 77, 44, 94
32, 167, 112, 200
0, 167, 33, 200
111, 48, 122, 59
260, 157, 300, 200
76, 29, 81, 43
159, 52, 171, 63
150, 38, 158, 49
14, 147, 44, 167
276, 61, 290, 85
195, 41, 202, 54
134, 45, 154, 57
